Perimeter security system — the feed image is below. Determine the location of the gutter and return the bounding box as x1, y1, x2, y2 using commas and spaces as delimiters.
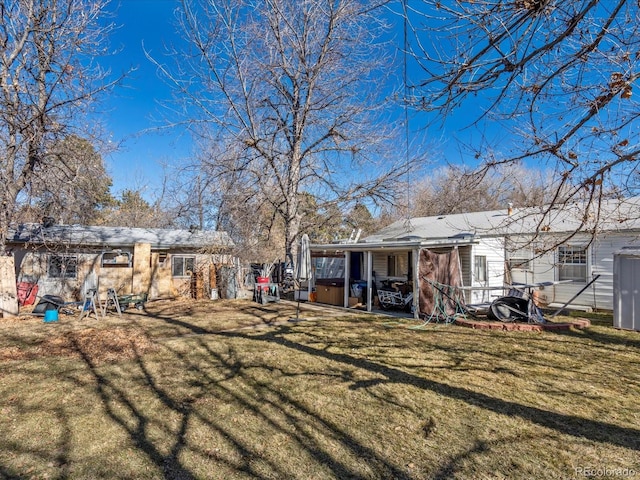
310, 237, 479, 253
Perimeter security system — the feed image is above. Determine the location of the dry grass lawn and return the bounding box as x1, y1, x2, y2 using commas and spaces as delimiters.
0, 299, 639, 479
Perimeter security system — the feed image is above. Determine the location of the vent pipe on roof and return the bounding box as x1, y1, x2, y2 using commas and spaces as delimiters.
507, 202, 514, 216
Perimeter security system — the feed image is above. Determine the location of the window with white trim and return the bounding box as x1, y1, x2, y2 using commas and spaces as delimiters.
557, 245, 587, 282
474, 255, 487, 282
171, 256, 195, 277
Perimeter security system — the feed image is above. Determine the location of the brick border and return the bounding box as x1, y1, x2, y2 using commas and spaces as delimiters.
454, 317, 591, 332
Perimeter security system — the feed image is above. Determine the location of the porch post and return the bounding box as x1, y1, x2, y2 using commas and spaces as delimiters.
366, 251, 373, 312
413, 247, 420, 319
343, 250, 350, 308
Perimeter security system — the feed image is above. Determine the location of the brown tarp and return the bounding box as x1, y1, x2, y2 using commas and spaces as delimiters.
418, 248, 465, 320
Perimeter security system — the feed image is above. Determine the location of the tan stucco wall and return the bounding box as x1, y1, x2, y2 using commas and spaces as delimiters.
150, 252, 174, 299
98, 266, 134, 296
133, 243, 152, 295
13, 244, 223, 303
0, 256, 19, 317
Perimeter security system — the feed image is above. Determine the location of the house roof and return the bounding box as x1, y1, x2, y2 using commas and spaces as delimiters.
365, 196, 640, 244
8, 224, 235, 250
311, 196, 640, 252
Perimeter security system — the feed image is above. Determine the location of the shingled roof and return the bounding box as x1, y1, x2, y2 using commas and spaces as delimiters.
363, 196, 640, 244
8, 224, 234, 250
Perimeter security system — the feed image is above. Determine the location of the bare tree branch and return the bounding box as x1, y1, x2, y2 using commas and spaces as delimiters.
156, 0, 426, 258
0, 0, 126, 252
406, 0, 640, 241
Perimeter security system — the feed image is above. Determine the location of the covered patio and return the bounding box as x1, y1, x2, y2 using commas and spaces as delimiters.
307, 236, 479, 321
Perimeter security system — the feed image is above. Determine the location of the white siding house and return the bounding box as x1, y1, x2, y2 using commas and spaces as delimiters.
310, 197, 640, 313
507, 231, 640, 310
470, 237, 506, 304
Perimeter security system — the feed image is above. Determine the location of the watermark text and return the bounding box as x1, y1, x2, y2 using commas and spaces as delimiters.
575, 466, 637, 477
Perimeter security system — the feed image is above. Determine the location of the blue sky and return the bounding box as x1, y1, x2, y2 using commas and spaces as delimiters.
102, 0, 187, 199
100, 0, 491, 200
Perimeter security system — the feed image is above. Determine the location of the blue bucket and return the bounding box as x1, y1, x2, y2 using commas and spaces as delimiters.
44, 309, 59, 323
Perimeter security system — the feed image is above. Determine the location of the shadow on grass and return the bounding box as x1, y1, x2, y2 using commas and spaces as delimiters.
430, 432, 551, 480
70, 336, 198, 480
143, 304, 640, 451
4, 301, 637, 479
60, 306, 412, 479
553, 326, 640, 350
223, 324, 640, 452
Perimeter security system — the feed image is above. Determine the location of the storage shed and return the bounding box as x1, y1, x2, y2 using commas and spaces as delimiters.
613, 248, 640, 331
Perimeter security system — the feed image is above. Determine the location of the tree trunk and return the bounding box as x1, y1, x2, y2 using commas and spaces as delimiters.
284, 145, 303, 260
285, 211, 302, 262
0, 179, 19, 256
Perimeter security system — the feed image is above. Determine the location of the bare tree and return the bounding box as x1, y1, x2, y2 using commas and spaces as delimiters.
409, 164, 553, 217
0, 0, 122, 253
406, 0, 640, 237
161, 141, 280, 262
157, 0, 423, 259
163, 141, 237, 232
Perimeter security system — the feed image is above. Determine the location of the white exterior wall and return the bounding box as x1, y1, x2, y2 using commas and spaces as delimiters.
470, 238, 505, 304
456, 246, 471, 290
529, 249, 556, 306
536, 233, 640, 310
362, 229, 640, 312
588, 233, 640, 310
372, 250, 406, 283
507, 232, 640, 310
372, 253, 385, 282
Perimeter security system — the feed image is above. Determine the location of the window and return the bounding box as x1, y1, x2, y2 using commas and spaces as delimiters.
172, 256, 195, 277
314, 257, 344, 279
474, 255, 487, 282
387, 255, 397, 277
558, 246, 587, 282
48, 254, 77, 279
508, 257, 530, 271
101, 251, 131, 267
386, 253, 410, 278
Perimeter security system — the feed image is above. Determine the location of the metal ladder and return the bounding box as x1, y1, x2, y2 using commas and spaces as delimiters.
101, 288, 122, 317
78, 288, 102, 320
